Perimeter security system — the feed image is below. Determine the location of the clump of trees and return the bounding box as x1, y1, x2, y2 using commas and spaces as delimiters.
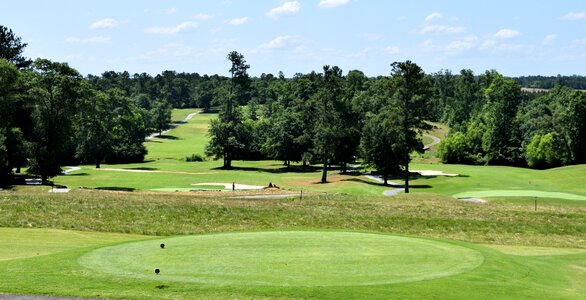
205, 53, 433, 191
0, 26, 171, 184
435, 70, 586, 168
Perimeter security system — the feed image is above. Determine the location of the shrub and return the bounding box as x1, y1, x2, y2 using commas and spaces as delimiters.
185, 153, 205, 162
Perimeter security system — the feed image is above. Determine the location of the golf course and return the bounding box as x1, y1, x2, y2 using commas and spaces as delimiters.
1, 109, 585, 299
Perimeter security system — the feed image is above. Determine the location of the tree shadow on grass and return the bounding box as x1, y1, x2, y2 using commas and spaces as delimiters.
125, 167, 159, 171
95, 187, 136, 192
345, 177, 432, 189
212, 165, 321, 174
65, 172, 89, 176
155, 135, 179, 140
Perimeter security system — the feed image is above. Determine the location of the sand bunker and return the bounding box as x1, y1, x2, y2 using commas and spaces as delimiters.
412, 170, 459, 177
458, 197, 486, 203
191, 182, 266, 190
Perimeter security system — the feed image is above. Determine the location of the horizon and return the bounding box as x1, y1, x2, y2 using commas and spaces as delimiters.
2, 0, 586, 77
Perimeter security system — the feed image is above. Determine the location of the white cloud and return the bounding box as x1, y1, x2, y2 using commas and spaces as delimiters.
421, 25, 466, 34
562, 12, 586, 20
65, 36, 111, 44
227, 17, 248, 25
166, 7, 177, 14
445, 40, 474, 53
493, 29, 521, 39
130, 43, 199, 61
543, 34, 557, 45
384, 46, 401, 54
573, 38, 586, 45
318, 0, 349, 9
90, 18, 124, 29
195, 13, 214, 20
266, 1, 301, 19
424, 12, 443, 23
364, 33, 383, 42
145, 22, 199, 35
260, 35, 295, 49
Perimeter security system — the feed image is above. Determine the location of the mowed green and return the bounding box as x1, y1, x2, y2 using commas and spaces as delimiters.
409, 163, 586, 200
0, 228, 148, 261
79, 231, 483, 286
1, 227, 585, 299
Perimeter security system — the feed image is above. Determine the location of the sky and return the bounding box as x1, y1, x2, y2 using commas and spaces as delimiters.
2, 0, 586, 77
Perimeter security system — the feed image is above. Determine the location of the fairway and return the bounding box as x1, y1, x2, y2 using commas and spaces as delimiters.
79, 231, 484, 286
453, 190, 586, 201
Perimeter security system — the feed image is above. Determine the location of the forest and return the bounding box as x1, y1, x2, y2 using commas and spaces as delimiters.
1, 25, 586, 185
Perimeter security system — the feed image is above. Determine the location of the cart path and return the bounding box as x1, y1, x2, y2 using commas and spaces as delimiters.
146, 111, 200, 140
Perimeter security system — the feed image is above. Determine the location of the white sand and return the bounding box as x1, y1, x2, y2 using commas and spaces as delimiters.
191, 182, 266, 190
412, 170, 459, 177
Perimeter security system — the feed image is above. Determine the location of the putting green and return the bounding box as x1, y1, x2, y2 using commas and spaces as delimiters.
79, 231, 483, 286
453, 190, 586, 201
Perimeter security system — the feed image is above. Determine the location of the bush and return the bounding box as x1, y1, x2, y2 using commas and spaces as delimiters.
526, 132, 570, 168
185, 153, 205, 162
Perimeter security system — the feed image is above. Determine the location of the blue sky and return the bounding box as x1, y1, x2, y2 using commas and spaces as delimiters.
2, 0, 586, 77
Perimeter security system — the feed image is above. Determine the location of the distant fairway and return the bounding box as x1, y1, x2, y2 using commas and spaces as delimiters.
454, 190, 586, 201
52, 109, 586, 201
80, 231, 484, 286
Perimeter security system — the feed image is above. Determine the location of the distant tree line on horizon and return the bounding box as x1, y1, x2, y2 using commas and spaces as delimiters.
1, 25, 586, 187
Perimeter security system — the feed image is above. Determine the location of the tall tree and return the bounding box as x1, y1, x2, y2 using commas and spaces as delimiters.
152, 97, 172, 136
315, 65, 343, 183
481, 74, 523, 165
0, 26, 32, 68
105, 88, 148, 164
360, 109, 402, 185
206, 51, 251, 168
389, 61, 433, 193
27, 59, 82, 184
75, 86, 113, 168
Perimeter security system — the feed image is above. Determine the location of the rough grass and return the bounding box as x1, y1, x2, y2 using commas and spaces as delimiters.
1, 188, 584, 248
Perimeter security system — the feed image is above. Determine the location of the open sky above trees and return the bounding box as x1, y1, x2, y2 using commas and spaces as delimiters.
2, 0, 586, 77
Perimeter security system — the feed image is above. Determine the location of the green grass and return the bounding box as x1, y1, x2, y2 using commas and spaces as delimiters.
0, 227, 147, 261
49, 110, 586, 203
0, 227, 584, 299
408, 163, 586, 199
170, 108, 199, 123
454, 190, 586, 201
1, 185, 585, 298
145, 112, 213, 160
79, 231, 483, 286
